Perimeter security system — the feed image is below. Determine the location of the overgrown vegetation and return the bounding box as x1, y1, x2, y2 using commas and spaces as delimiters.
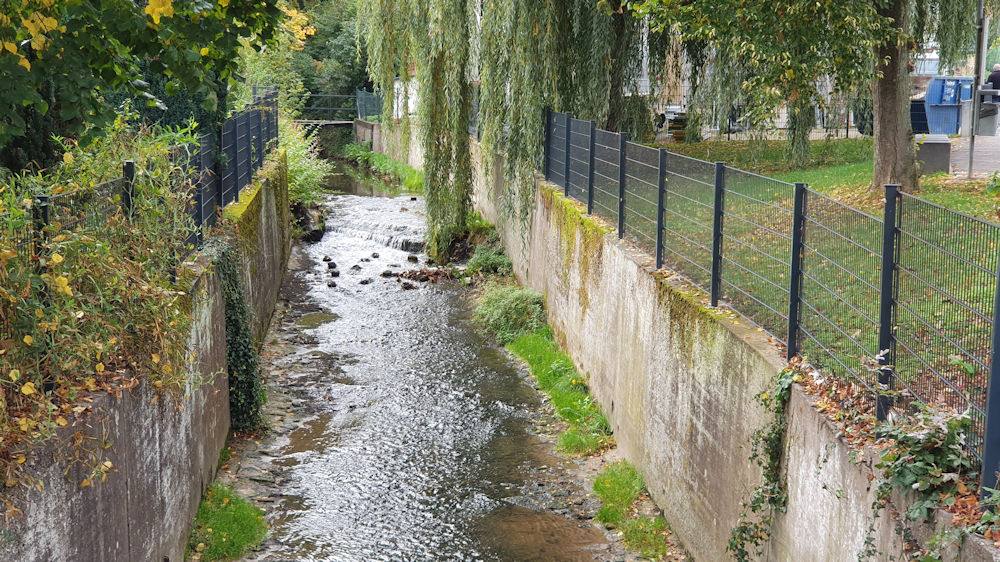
339, 142, 424, 193
657, 137, 873, 177
210, 241, 266, 434
593, 460, 673, 559
472, 285, 545, 345
279, 119, 335, 206
729, 369, 797, 561
0, 113, 200, 500
187, 483, 267, 561
466, 243, 512, 276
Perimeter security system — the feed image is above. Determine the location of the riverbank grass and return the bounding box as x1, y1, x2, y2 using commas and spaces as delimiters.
473, 284, 612, 455
187, 483, 267, 561
594, 460, 672, 559
340, 142, 424, 192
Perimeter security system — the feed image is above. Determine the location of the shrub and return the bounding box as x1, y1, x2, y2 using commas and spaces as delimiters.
473, 285, 545, 344
467, 244, 512, 276
279, 118, 335, 205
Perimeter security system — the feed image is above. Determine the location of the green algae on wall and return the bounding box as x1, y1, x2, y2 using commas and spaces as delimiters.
539, 184, 611, 314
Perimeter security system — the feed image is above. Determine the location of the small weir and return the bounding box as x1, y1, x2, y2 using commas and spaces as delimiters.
242, 165, 620, 561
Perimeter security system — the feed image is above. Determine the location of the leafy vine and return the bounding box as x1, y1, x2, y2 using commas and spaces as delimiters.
729, 368, 798, 561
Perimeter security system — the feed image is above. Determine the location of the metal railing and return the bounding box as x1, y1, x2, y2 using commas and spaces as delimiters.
356, 89, 383, 121
541, 107, 1000, 493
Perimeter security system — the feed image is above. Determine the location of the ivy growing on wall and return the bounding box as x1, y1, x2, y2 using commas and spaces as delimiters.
211, 241, 267, 433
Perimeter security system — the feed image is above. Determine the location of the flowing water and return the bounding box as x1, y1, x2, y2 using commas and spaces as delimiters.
245, 165, 617, 561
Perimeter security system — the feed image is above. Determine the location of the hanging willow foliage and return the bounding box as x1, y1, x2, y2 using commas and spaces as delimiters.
361, 0, 655, 258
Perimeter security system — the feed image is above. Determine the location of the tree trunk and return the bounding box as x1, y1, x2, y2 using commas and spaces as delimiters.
872, 0, 918, 192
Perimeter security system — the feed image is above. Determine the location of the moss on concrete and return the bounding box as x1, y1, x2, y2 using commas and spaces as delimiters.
539, 184, 611, 314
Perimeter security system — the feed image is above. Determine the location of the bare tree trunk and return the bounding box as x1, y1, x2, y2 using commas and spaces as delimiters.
872, 0, 918, 192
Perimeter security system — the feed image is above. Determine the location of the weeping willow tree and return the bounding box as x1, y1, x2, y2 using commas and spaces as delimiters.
360, 0, 655, 259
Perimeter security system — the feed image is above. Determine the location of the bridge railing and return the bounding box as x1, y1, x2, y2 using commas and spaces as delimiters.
299, 94, 357, 123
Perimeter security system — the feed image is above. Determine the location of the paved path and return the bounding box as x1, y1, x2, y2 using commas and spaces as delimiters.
951, 135, 1000, 177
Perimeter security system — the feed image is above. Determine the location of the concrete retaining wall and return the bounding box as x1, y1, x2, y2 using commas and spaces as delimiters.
0, 154, 291, 561
369, 119, 999, 560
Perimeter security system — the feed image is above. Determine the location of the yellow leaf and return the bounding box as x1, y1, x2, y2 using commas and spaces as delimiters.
17, 56, 30, 71
62, 153, 74, 164
103, 460, 113, 469
80, 479, 91, 488
51, 253, 63, 265
13, 454, 25, 464
22, 335, 33, 346
200, 47, 209, 56
55, 416, 68, 427
2, 41, 16, 54
34, 308, 43, 319
9, 369, 19, 381
20, 382, 36, 395
95, 363, 105, 373
151, 353, 160, 364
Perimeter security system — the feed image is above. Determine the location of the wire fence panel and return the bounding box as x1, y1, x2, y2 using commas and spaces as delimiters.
661, 152, 715, 292
567, 118, 592, 205
356, 89, 383, 120
622, 142, 660, 252
221, 118, 237, 205
894, 193, 1000, 458
798, 189, 883, 407
49, 178, 126, 233
721, 168, 794, 341
592, 129, 621, 222
546, 112, 569, 188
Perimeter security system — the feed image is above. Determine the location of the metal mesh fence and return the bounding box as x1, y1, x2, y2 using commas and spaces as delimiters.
546, 112, 569, 188
591, 129, 621, 222
356, 89, 383, 120
622, 142, 660, 253
661, 152, 715, 292
721, 168, 794, 341
894, 193, 1000, 458
797, 190, 883, 402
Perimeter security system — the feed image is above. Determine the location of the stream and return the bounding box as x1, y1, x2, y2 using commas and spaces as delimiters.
231, 164, 628, 561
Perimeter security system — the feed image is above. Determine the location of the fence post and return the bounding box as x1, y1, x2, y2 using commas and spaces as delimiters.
786, 182, 807, 359
122, 160, 135, 220
981, 248, 1000, 495
876, 183, 900, 421
542, 107, 551, 180
655, 148, 667, 270
564, 112, 572, 196
617, 132, 627, 238
32, 195, 49, 243
710, 162, 726, 306
233, 115, 241, 204
587, 120, 596, 215
195, 180, 205, 244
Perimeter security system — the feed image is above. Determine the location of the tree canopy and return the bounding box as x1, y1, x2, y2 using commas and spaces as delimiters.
0, 0, 282, 170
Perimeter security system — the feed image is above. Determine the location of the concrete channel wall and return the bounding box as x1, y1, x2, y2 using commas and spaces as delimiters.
366, 119, 1000, 560
0, 155, 291, 561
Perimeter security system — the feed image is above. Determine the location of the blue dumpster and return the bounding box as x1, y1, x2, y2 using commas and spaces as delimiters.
926, 76, 974, 135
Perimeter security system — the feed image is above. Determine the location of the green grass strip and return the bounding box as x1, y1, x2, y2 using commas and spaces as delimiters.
339, 142, 424, 192
187, 483, 267, 561
505, 327, 613, 456
594, 460, 673, 559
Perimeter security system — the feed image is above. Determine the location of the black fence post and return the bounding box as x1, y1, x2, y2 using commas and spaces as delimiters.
563, 112, 572, 196
214, 141, 224, 217
617, 132, 627, 238
122, 160, 135, 220
233, 115, 241, 204
981, 248, 1000, 496
787, 182, 807, 359
876, 183, 900, 421
655, 148, 667, 270
542, 107, 551, 180
32, 195, 49, 245
710, 162, 726, 306
587, 120, 596, 215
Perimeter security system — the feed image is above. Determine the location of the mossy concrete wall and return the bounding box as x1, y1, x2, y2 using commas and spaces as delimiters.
364, 119, 999, 560
0, 153, 292, 561
225, 150, 292, 344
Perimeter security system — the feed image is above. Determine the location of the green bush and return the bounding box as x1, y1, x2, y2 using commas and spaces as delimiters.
279, 118, 335, 205
187, 483, 267, 561
467, 244, 512, 276
473, 285, 545, 344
